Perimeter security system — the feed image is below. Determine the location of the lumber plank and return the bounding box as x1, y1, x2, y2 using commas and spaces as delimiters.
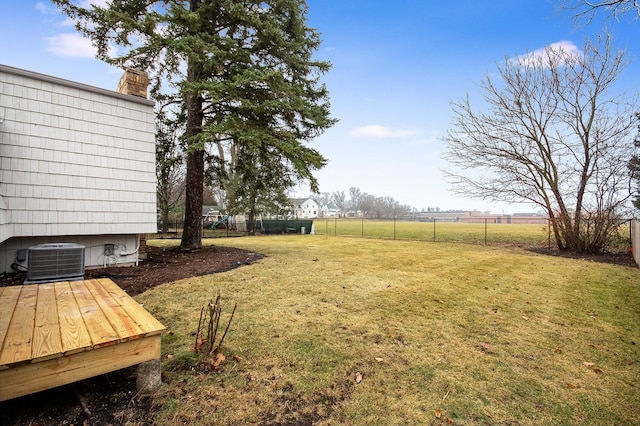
32, 283, 62, 361
0, 286, 37, 365
69, 280, 118, 347
0, 334, 161, 402
84, 279, 143, 340
0, 286, 22, 362
97, 278, 165, 336
55, 281, 92, 354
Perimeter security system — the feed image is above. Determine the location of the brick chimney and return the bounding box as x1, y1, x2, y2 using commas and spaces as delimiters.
116, 68, 149, 98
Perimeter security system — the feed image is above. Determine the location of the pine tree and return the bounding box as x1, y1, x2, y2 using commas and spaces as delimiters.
53, 0, 335, 248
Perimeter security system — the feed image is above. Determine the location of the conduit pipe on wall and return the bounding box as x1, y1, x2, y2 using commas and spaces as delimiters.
119, 234, 140, 266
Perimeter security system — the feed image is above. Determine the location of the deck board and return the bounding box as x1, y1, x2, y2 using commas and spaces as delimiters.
55, 281, 92, 354
32, 284, 62, 360
0, 286, 37, 365
99, 279, 165, 335
69, 280, 118, 347
0, 286, 21, 356
0, 278, 165, 401
84, 279, 143, 340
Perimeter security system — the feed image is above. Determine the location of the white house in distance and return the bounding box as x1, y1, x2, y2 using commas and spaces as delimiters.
0, 64, 156, 275
290, 197, 319, 218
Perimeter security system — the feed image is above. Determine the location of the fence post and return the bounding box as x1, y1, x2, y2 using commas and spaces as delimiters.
394, 216, 397, 240
485, 218, 488, 246
433, 218, 436, 242
334, 217, 337, 236
548, 218, 551, 250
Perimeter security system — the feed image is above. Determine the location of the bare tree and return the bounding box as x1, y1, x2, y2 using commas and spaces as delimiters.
156, 111, 185, 233
349, 187, 363, 214
311, 192, 332, 212
562, 0, 640, 24
443, 36, 638, 253
332, 190, 347, 216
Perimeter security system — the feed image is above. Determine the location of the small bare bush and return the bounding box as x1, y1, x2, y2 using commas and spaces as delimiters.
194, 291, 237, 369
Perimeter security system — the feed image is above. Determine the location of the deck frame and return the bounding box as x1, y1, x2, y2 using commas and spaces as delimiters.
0, 278, 165, 401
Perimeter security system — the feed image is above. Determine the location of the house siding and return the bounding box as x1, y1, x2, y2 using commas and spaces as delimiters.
0, 65, 156, 272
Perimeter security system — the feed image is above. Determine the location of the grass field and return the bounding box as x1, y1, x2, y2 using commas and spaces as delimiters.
137, 236, 640, 425
313, 219, 553, 246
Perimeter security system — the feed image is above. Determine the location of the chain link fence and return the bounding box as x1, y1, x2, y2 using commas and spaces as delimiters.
149, 216, 634, 253
314, 217, 633, 251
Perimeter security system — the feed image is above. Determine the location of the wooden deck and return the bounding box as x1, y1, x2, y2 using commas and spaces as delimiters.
0, 278, 165, 401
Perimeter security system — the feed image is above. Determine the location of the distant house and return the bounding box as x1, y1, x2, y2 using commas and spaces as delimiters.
289, 197, 319, 219
0, 65, 156, 274
321, 203, 340, 217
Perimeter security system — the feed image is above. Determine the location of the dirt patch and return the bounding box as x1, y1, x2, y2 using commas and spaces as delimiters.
0, 244, 263, 426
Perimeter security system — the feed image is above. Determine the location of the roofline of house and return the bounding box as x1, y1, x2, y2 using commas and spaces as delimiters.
0, 64, 154, 107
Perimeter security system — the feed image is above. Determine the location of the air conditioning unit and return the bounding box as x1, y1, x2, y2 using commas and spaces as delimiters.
25, 243, 85, 284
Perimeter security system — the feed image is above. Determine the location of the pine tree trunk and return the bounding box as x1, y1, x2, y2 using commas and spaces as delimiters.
181, 149, 204, 248
180, 59, 204, 249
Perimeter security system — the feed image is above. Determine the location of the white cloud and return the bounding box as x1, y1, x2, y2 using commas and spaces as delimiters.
45, 33, 97, 58
35, 2, 53, 14
514, 41, 583, 67
349, 125, 417, 138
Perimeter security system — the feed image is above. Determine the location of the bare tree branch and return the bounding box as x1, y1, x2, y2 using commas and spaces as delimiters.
443, 36, 638, 253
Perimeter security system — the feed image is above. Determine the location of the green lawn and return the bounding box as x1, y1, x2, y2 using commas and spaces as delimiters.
137, 236, 640, 425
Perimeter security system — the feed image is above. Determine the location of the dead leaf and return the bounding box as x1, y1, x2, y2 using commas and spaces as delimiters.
233, 355, 243, 362
355, 372, 363, 383
583, 361, 594, 367
375, 357, 384, 362
592, 368, 603, 374
196, 338, 210, 352
166, 354, 174, 359
566, 382, 576, 389
447, 418, 454, 424
211, 353, 226, 370
522, 316, 529, 321
554, 348, 562, 354
435, 409, 442, 418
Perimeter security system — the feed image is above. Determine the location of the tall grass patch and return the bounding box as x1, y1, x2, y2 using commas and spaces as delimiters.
138, 236, 640, 425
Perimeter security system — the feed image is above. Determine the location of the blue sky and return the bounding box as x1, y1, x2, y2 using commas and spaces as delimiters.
1, 1, 638, 213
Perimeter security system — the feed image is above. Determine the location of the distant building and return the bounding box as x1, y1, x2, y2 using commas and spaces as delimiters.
320, 203, 340, 217
289, 197, 319, 218
412, 210, 548, 224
